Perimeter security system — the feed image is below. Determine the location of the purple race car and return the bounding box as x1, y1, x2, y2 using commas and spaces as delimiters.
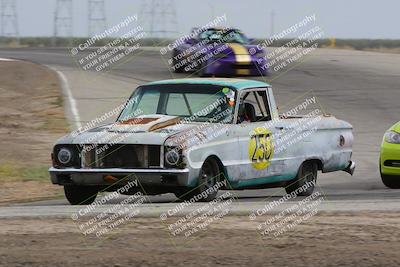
170, 28, 268, 77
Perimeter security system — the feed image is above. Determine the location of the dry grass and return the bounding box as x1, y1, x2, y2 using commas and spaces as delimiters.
0, 60, 68, 203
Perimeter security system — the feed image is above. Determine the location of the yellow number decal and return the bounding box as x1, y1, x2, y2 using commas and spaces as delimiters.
249, 128, 274, 170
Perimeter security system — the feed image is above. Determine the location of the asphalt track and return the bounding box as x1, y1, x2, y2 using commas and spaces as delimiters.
0, 47, 399, 216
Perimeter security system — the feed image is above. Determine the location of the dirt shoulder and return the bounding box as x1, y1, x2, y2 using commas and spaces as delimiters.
0, 60, 67, 203
0, 212, 399, 267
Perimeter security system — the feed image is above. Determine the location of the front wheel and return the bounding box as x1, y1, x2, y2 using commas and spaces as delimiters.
175, 159, 221, 202
64, 185, 98, 205
285, 162, 317, 196
381, 173, 400, 189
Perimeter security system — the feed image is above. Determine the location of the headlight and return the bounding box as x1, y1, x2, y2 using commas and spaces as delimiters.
165, 149, 180, 166
58, 148, 72, 164
164, 147, 185, 168
385, 131, 400, 144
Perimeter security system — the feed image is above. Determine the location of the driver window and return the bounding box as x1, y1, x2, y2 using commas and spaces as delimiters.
237, 90, 271, 123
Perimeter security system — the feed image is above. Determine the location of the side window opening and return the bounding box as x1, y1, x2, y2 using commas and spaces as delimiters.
237, 90, 271, 123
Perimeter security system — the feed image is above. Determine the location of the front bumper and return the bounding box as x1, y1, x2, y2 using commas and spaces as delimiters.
343, 160, 356, 175
380, 142, 400, 176
205, 57, 268, 76
49, 167, 190, 187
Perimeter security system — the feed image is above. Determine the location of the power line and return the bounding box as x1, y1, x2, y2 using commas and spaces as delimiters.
88, 0, 106, 37
139, 0, 179, 39
1, 0, 19, 43
53, 0, 73, 45
270, 10, 275, 36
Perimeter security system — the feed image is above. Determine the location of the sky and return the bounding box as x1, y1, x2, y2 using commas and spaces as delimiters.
7, 0, 400, 39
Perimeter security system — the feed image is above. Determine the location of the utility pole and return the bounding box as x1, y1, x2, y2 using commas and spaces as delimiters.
208, 3, 215, 21
139, 0, 178, 39
88, 0, 106, 37
53, 0, 73, 46
270, 10, 275, 37
1, 0, 19, 46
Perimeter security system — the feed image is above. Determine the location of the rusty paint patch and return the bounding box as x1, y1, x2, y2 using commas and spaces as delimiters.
104, 175, 118, 183
149, 118, 181, 132
119, 117, 158, 125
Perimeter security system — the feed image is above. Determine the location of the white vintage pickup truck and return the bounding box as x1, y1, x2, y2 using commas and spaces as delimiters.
49, 78, 355, 204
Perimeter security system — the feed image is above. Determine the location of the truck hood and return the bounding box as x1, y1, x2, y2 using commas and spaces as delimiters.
56, 115, 198, 146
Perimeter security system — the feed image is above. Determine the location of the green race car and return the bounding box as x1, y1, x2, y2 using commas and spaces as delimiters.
380, 121, 400, 188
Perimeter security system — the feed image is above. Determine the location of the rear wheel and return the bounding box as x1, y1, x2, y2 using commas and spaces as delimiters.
64, 185, 98, 205
285, 162, 317, 196
175, 158, 221, 202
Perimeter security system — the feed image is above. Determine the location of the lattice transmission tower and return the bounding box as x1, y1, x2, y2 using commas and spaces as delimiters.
88, 0, 106, 36
139, 0, 178, 39
270, 10, 275, 36
1, 0, 19, 43
53, 0, 73, 46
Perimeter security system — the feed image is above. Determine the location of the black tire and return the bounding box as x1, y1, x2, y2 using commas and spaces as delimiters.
171, 49, 185, 73
285, 162, 317, 196
175, 158, 221, 202
381, 173, 400, 189
64, 185, 98, 205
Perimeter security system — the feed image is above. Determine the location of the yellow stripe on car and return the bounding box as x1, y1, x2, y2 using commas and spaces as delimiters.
227, 43, 251, 64
227, 43, 251, 75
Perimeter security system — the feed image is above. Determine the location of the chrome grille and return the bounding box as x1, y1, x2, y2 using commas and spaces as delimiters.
81, 144, 160, 168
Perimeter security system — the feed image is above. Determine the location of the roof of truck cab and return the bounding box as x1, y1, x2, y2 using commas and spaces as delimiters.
144, 78, 271, 90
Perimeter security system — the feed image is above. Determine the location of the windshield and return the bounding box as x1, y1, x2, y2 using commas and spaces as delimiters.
199, 29, 249, 44
118, 84, 236, 123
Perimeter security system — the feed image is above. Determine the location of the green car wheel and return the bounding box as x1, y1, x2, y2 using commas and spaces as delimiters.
380, 121, 400, 189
